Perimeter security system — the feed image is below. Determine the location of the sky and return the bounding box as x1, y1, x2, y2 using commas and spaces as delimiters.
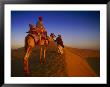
11, 11, 100, 50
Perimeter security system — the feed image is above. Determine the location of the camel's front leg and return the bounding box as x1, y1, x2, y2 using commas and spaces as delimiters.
44, 46, 46, 64
24, 46, 31, 76
40, 46, 43, 64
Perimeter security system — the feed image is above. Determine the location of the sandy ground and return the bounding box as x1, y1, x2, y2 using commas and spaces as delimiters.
63, 47, 96, 77
11, 44, 99, 77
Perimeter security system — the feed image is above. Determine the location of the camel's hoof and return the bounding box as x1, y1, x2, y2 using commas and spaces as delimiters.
40, 60, 43, 64
44, 62, 46, 64
24, 71, 30, 76
44, 60, 46, 64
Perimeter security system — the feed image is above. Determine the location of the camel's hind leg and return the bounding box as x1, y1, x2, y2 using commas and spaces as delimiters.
23, 46, 32, 76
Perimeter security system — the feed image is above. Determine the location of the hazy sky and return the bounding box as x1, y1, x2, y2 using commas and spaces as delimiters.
11, 11, 100, 50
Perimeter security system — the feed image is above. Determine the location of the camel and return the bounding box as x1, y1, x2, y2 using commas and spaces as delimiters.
55, 35, 64, 55
23, 25, 56, 76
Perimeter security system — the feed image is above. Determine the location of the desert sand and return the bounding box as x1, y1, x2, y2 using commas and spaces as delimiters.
64, 47, 97, 77
11, 44, 100, 77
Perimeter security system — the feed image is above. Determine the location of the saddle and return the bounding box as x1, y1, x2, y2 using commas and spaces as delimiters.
26, 24, 48, 45
27, 33, 48, 46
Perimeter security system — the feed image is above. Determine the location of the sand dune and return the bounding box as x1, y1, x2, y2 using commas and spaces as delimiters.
64, 47, 97, 77
11, 46, 67, 77
65, 46, 100, 59
11, 45, 100, 77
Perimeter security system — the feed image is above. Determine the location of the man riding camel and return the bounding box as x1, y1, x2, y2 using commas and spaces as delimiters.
36, 16, 47, 38
55, 34, 64, 55
26, 16, 48, 45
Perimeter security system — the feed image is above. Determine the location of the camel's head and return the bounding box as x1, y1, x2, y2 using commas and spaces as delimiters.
29, 24, 34, 28
50, 33, 56, 39
26, 24, 35, 33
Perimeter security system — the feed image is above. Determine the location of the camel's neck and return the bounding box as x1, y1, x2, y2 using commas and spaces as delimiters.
49, 37, 54, 41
